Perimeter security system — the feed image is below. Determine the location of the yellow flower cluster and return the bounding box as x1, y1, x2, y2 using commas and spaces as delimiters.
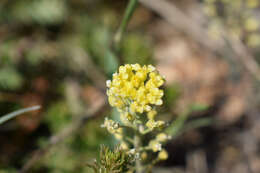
104, 64, 170, 164
106, 64, 164, 117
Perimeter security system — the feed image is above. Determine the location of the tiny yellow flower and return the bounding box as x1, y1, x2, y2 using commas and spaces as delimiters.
156, 133, 171, 143
149, 140, 162, 152
114, 128, 123, 140
147, 110, 157, 120
146, 119, 165, 130
120, 112, 134, 123
101, 118, 120, 134
146, 119, 156, 130
106, 64, 164, 119
158, 149, 168, 160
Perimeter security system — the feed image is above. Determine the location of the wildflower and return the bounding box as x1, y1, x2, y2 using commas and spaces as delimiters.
149, 140, 162, 152
101, 118, 120, 134
106, 64, 164, 119
121, 112, 134, 121
156, 133, 171, 143
114, 128, 123, 140
147, 110, 157, 120
158, 149, 168, 160
103, 64, 169, 171
146, 119, 165, 130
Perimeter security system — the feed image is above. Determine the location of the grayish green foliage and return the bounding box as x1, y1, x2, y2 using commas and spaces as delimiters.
86, 145, 134, 173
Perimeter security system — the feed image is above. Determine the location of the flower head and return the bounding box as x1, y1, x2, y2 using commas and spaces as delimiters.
149, 140, 162, 152
158, 149, 168, 160
106, 64, 164, 118
101, 118, 121, 134
156, 133, 172, 143
146, 119, 165, 130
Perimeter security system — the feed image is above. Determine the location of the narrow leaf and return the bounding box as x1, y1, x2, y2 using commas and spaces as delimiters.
0, 105, 41, 125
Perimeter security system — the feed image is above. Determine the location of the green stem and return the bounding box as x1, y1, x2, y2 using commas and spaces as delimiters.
134, 133, 143, 173
125, 136, 134, 144
147, 158, 160, 173
114, 0, 138, 49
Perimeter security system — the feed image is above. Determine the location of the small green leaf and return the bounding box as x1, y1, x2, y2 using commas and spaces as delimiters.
165, 113, 188, 138
87, 145, 134, 173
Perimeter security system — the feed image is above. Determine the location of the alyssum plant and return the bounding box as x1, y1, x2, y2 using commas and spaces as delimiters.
88, 64, 171, 173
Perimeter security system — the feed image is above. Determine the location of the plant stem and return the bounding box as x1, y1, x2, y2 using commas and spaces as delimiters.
0, 105, 41, 125
114, 0, 138, 50
147, 158, 160, 173
134, 132, 143, 173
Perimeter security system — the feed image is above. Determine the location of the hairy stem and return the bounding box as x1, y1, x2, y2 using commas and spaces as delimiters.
134, 133, 143, 173
114, 0, 138, 50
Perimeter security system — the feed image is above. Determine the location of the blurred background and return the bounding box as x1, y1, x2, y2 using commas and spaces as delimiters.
1, 0, 260, 172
